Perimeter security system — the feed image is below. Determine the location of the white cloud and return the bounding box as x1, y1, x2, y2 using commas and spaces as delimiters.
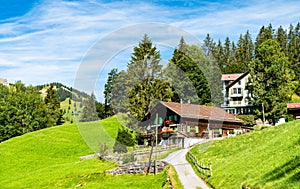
173, 0, 300, 41
0, 0, 299, 101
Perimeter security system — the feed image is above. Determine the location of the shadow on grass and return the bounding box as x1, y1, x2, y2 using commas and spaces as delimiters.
261, 156, 300, 184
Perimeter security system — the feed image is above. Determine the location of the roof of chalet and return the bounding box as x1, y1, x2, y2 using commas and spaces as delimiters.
160, 101, 243, 123
226, 71, 250, 89
221, 73, 243, 81
287, 103, 300, 109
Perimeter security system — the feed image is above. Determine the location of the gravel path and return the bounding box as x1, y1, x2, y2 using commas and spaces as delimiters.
163, 148, 210, 189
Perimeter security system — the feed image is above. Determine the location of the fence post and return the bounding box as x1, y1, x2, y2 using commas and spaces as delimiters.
210, 164, 212, 177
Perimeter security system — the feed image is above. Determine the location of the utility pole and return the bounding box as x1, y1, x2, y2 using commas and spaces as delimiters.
262, 103, 265, 125
146, 135, 154, 176
154, 113, 158, 175
146, 113, 159, 176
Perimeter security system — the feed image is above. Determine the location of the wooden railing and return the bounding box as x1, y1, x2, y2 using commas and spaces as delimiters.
133, 144, 180, 156
187, 151, 212, 177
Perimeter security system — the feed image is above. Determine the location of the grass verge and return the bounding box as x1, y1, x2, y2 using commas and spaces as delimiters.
189, 120, 300, 189
166, 165, 184, 189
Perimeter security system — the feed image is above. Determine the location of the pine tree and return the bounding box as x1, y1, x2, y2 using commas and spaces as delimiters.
276, 26, 288, 54
234, 31, 254, 72
187, 44, 223, 106
255, 24, 274, 56
287, 23, 300, 95
104, 68, 119, 117
167, 38, 211, 105
45, 84, 64, 126
111, 70, 128, 114
249, 39, 297, 124
80, 93, 99, 122
112, 34, 173, 121
202, 34, 216, 56
244, 31, 254, 68
212, 40, 225, 71
223, 37, 231, 71
95, 102, 105, 119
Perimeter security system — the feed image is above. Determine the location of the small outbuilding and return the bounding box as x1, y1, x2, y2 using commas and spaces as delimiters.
287, 103, 300, 119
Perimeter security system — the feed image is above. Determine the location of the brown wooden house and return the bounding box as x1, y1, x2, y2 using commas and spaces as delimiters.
141, 101, 243, 139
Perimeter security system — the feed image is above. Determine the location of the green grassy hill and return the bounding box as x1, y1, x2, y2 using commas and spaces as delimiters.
0, 117, 170, 189
37, 82, 90, 123
190, 120, 300, 189
77, 116, 121, 152
291, 94, 300, 103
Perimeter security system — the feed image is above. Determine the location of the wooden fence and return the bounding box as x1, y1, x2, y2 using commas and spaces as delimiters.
133, 144, 180, 156
187, 151, 212, 177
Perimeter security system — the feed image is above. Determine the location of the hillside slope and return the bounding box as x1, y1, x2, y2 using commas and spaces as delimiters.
37, 82, 91, 123
190, 120, 300, 189
0, 117, 168, 188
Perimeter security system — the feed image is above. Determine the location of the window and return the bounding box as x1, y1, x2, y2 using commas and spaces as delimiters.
238, 88, 242, 94
233, 88, 237, 94
232, 88, 242, 95
238, 81, 241, 85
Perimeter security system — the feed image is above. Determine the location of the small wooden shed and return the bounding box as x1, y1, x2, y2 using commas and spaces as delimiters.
287, 103, 300, 119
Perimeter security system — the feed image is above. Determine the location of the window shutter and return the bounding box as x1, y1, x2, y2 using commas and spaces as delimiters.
159, 117, 163, 124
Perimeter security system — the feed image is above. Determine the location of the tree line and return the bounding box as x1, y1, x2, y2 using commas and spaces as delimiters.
101, 34, 221, 128
203, 23, 300, 95
101, 23, 300, 126
0, 82, 63, 142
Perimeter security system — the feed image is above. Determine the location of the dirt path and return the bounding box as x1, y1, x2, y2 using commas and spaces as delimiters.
163, 148, 210, 189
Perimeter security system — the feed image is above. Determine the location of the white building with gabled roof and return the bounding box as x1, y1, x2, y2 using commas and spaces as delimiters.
221, 71, 255, 114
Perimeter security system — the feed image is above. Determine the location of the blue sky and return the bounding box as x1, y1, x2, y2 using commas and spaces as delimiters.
0, 0, 300, 102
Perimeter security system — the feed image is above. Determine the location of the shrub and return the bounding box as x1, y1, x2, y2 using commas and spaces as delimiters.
122, 152, 135, 164
237, 115, 256, 127
99, 143, 109, 159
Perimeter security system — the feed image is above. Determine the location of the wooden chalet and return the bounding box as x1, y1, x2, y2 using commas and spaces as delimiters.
141, 101, 243, 140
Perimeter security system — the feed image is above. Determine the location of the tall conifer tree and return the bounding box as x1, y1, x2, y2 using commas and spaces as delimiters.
45, 84, 64, 126
112, 34, 173, 121
104, 68, 119, 117
80, 93, 99, 122
249, 39, 297, 124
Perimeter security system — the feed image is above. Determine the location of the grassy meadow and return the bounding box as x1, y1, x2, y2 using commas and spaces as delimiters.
0, 117, 173, 188
77, 116, 121, 152
189, 120, 300, 189
60, 97, 83, 123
